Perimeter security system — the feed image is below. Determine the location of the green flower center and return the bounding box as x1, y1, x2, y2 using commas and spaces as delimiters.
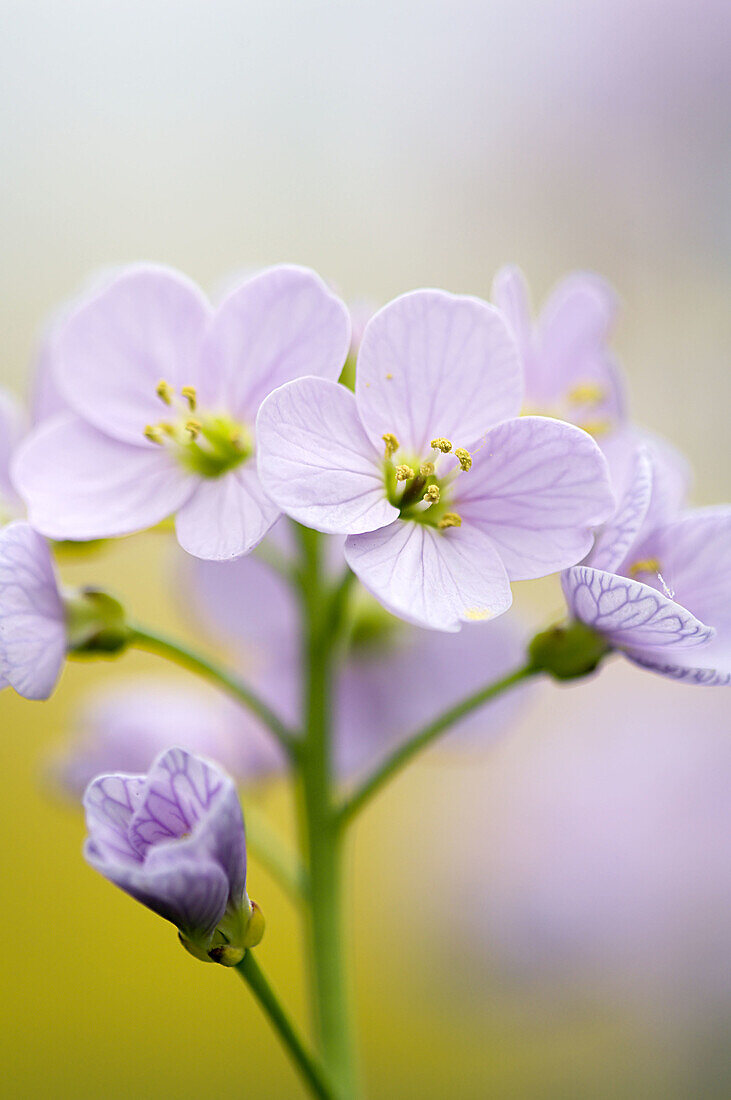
381, 433, 471, 530
144, 381, 252, 478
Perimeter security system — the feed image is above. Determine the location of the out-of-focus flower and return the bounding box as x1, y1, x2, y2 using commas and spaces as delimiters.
84, 747, 261, 963
562, 446, 731, 684
0, 522, 67, 699
13, 264, 350, 560
0, 390, 27, 523
50, 677, 285, 798
257, 289, 614, 630
491, 265, 625, 439
188, 533, 531, 778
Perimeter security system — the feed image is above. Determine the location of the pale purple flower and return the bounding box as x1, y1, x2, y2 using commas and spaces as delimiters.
13, 264, 351, 560
0, 389, 26, 522
0, 521, 66, 699
492, 265, 626, 440
257, 289, 614, 630
562, 445, 731, 684
51, 677, 285, 798
84, 747, 252, 956
187, 531, 531, 777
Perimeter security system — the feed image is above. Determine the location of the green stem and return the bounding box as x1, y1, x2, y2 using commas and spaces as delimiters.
338, 663, 539, 825
128, 624, 298, 758
235, 951, 337, 1100
296, 527, 358, 1097
244, 800, 309, 901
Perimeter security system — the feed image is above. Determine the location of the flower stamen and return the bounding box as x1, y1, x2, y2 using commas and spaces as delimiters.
454, 447, 472, 472
382, 433, 400, 459
430, 437, 452, 453
438, 512, 462, 529
156, 379, 174, 405
395, 464, 415, 482
181, 385, 197, 411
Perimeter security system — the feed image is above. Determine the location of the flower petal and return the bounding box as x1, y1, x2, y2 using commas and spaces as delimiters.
345, 520, 512, 632
0, 522, 66, 700
202, 265, 351, 420
624, 639, 731, 685
590, 446, 652, 573
257, 377, 397, 533
355, 289, 523, 455
456, 416, 614, 580
562, 565, 714, 650
538, 272, 617, 368
56, 265, 211, 445
12, 414, 195, 540
83, 773, 147, 865
175, 464, 279, 560
491, 265, 533, 359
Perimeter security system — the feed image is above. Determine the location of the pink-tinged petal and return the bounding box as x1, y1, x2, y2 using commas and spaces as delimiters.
175, 464, 279, 560
491, 265, 533, 359
641, 507, 731, 633
590, 447, 652, 573
257, 377, 397, 534
202, 265, 351, 420
56, 265, 211, 445
0, 522, 66, 700
538, 271, 617, 366
562, 566, 714, 650
0, 388, 26, 504
345, 520, 512, 632
457, 416, 614, 580
355, 289, 523, 455
12, 414, 195, 540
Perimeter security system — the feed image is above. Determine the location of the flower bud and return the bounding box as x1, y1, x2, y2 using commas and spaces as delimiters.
65, 587, 132, 655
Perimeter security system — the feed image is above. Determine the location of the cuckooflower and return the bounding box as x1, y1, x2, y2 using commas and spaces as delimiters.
0, 521, 130, 700
13, 264, 351, 559
51, 677, 285, 798
562, 446, 731, 684
256, 289, 614, 630
84, 747, 261, 963
491, 265, 625, 440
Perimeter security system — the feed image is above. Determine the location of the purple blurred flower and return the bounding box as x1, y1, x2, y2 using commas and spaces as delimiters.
84, 747, 257, 959
51, 677, 285, 798
562, 446, 731, 684
492, 265, 626, 439
13, 264, 351, 560
257, 289, 614, 630
0, 522, 66, 699
188, 535, 531, 778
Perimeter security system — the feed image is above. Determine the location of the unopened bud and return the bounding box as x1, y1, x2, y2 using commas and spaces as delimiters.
528, 621, 610, 681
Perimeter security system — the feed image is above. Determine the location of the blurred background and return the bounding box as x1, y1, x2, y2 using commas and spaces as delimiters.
1, 1, 729, 1096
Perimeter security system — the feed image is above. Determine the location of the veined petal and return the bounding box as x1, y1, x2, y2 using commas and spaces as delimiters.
344, 520, 512, 632
0, 522, 66, 700
175, 464, 279, 560
562, 566, 714, 650
56, 265, 211, 445
83, 773, 147, 865
355, 289, 523, 455
12, 414, 195, 541
257, 377, 397, 533
590, 446, 653, 573
625, 636, 731, 686
202, 265, 351, 420
457, 416, 614, 580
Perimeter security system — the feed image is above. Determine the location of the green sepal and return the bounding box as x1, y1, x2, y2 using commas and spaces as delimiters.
64, 587, 132, 656
528, 620, 610, 681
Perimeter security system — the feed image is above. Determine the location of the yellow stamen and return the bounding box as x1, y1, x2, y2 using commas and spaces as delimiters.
144, 425, 164, 445
423, 485, 440, 505
159, 421, 176, 436
185, 419, 202, 439
454, 447, 472, 472
181, 385, 197, 411
395, 464, 415, 482
568, 382, 605, 406
382, 433, 400, 459
430, 437, 452, 453
465, 607, 491, 621
630, 558, 662, 577
419, 461, 435, 477
156, 379, 174, 405
438, 512, 462, 529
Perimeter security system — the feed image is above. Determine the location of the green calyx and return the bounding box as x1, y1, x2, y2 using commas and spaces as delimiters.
528, 620, 611, 681
179, 898, 266, 967
64, 587, 132, 656
347, 590, 401, 655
